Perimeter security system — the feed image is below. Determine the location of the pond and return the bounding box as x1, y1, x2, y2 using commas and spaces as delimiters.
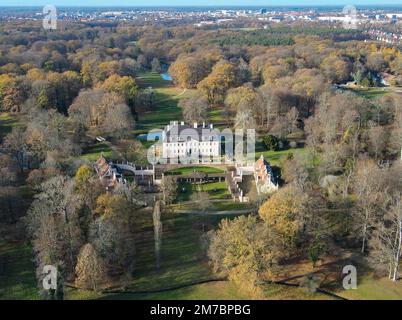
161, 73, 172, 81
137, 130, 163, 141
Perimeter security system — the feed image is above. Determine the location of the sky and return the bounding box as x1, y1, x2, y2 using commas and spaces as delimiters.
2, 0, 402, 7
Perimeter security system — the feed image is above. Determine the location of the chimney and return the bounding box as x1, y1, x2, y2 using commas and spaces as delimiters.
210, 124, 213, 129
194, 122, 198, 128
202, 122, 205, 128
181, 121, 184, 125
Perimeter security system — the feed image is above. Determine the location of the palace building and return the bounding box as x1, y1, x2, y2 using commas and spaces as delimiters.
162, 121, 220, 163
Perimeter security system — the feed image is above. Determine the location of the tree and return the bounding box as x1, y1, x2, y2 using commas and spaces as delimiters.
259, 185, 308, 251
168, 55, 211, 88
367, 52, 387, 73
3, 126, 27, 173
263, 135, 279, 151
101, 74, 138, 108
320, 55, 350, 83
234, 109, 255, 131
180, 94, 208, 123
369, 197, 402, 282
24, 175, 85, 292
190, 190, 210, 232
0, 74, 24, 112
198, 61, 238, 107
161, 175, 177, 204
75, 243, 106, 291
75, 164, 93, 186
91, 187, 137, 275
103, 102, 134, 138
69, 90, 134, 138
94, 193, 134, 219
208, 215, 281, 295
367, 123, 387, 159
352, 159, 387, 253
224, 86, 261, 114
153, 200, 162, 269
37, 89, 50, 109
151, 58, 161, 73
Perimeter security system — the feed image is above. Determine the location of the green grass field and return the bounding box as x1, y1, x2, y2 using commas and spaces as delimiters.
66, 279, 333, 300
346, 87, 389, 99
0, 241, 39, 300
177, 181, 231, 202
334, 274, 402, 300
81, 142, 113, 161
66, 210, 236, 300
135, 72, 196, 131
64, 206, 332, 301
255, 148, 303, 166
165, 166, 224, 175
0, 113, 18, 140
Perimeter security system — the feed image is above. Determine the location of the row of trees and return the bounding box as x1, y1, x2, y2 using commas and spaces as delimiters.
24, 166, 140, 297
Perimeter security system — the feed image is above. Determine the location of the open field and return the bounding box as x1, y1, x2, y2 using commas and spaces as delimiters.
347, 87, 389, 99
65, 210, 235, 299
134, 72, 196, 132
0, 113, 18, 140
255, 148, 305, 166
334, 274, 402, 300
64, 207, 332, 300
0, 241, 38, 300
67, 280, 333, 300
81, 142, 114, 161
165, 166, 225, 175
177, 181, 231, 202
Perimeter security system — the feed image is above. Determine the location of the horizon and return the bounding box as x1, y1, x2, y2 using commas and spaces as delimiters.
1, 1, 402, 8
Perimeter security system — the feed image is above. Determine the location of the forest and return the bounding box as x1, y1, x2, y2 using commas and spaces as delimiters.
1, 18, 402, 299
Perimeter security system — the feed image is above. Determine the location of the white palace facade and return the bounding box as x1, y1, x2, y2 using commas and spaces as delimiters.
162, 121, 220, 163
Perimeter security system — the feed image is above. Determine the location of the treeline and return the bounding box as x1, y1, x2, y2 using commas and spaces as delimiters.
213, 32, 295, 46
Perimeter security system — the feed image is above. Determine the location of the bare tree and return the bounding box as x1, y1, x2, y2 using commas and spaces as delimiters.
3, 126, 27, 173
179, 94, 208, 123
161, 175, 177, 204
352, 160, 387, 253
369, 197, 402, 282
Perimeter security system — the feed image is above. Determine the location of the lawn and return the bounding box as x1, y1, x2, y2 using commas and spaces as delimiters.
334, 274, 402, 300
177, 181, 231, 202
255, 148, 303, 166
207, 107, 226, 124
81, 142, 113, 161
209, 201, 253, 212
254, 139, 306, 166
66, 210, 237, 300
0, 241, 39, 300
66, 277, 333, 300
0, 113, 18, 140
135, 72, 196, 132
165, 166, 225, 175
64, 216, 334, 301
100, 281, 249, 300
345, 87, 389, 99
